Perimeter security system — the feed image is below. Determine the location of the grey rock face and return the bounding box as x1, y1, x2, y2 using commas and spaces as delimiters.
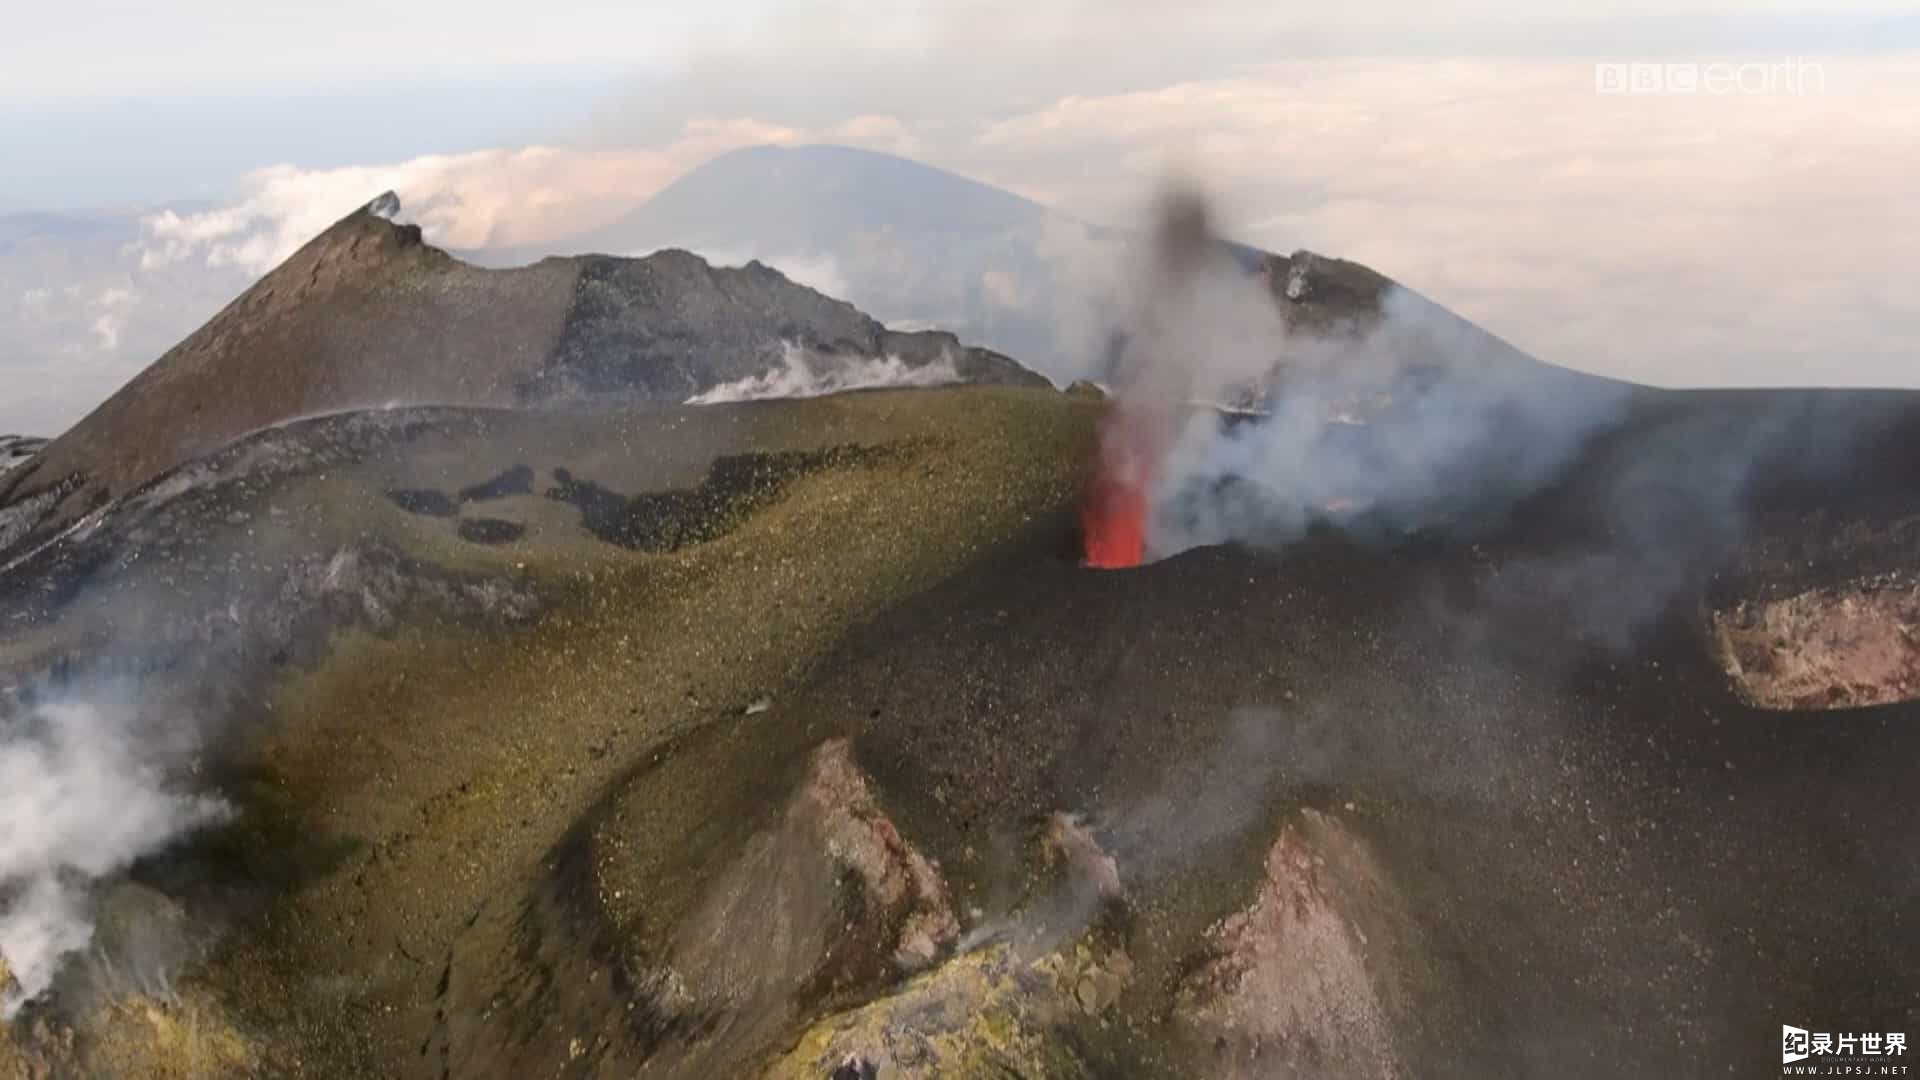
0, 437, 43, 479
523, 251, 1042, 404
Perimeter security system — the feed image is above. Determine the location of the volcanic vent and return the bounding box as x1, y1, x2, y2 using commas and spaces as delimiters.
1081, 411, 1154, 569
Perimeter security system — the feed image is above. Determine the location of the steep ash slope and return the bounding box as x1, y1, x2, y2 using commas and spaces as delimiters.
3, 377, 1919, 1076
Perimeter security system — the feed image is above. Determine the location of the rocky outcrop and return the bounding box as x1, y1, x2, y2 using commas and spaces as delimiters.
670, 737, 959, 1003
1258, 249, 1396, 334
1, 993, 261, 1079
0, 437, 42, 479
766, 937, 1129, 1079
1176, 811, 1405, 1080
526, 250, 1040, 403
1713, 571, 1920, 709
766, 811, 1134, 1079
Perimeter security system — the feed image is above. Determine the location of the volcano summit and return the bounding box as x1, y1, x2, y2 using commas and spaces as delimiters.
0, 184, 1916, 1079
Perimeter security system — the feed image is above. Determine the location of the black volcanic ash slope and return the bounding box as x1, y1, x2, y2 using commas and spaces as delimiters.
0, 382, 1901, 1078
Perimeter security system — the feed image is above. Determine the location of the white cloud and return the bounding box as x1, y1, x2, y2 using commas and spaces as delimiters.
88, 285, 136, 350
90, 313, 122, 352
8, 51, 1918, 438
965, 54, 1920, 388
826, 113, 923, 157
137, 118, 813, 276
130, 113, 942, 279
980, 269, 1023, 309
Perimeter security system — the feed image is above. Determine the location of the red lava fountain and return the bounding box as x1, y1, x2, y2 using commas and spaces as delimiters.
1082, 412, 1157, 569
1078, 187, 1220, 569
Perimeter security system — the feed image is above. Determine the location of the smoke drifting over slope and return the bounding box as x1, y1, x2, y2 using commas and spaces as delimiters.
1089, 187, 1629, 569
1090, 185, 1897, 653
0, 693, 230, 1017
686, 341, 962, 404
1149, 284, 1629, 555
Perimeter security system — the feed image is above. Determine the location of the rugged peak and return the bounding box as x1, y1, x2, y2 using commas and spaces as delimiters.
284, 195, 429, 283
1261, 248, 1394, 321
365, 190, 402, 221
0, 204, 1047, 562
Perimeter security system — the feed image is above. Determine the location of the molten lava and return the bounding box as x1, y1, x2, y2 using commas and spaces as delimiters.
1083, 469, 1147, 569
1083, 413, 1155, 569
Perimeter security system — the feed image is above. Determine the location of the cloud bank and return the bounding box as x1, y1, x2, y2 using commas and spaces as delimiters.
137, 118, 810, 275
4, 52, 1916, 436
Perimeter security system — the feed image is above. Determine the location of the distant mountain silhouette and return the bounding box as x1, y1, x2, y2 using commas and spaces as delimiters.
529, 145, 1565, 397
605, 144, 1054, 252
516, 145, 1111, 379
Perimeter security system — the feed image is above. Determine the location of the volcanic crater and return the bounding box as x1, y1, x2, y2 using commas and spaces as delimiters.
1, 198, 1916, 1079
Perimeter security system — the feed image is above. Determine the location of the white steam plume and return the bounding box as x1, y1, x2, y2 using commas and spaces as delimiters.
1098, 186, 1628, 565
1149, 284, 1627, 556
1106, 184, 1867, 648
686, 342, 962, 404
0, 697, 230, 1017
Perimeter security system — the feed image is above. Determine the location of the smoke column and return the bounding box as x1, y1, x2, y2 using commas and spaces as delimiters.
1082, 190, 1286, 566
1083, 183, 1631, 571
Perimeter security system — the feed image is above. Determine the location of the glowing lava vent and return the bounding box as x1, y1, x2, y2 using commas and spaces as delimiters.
1082, 413, 1155, 568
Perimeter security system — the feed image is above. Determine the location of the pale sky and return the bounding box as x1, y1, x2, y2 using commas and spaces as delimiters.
6, 3, 1914, 205
4, 1, 1908, 101
2, 2, 1917, 432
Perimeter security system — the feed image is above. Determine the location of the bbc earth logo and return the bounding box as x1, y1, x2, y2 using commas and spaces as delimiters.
1784, 1024, 1911, 1074
1595, 59, 1826, 96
